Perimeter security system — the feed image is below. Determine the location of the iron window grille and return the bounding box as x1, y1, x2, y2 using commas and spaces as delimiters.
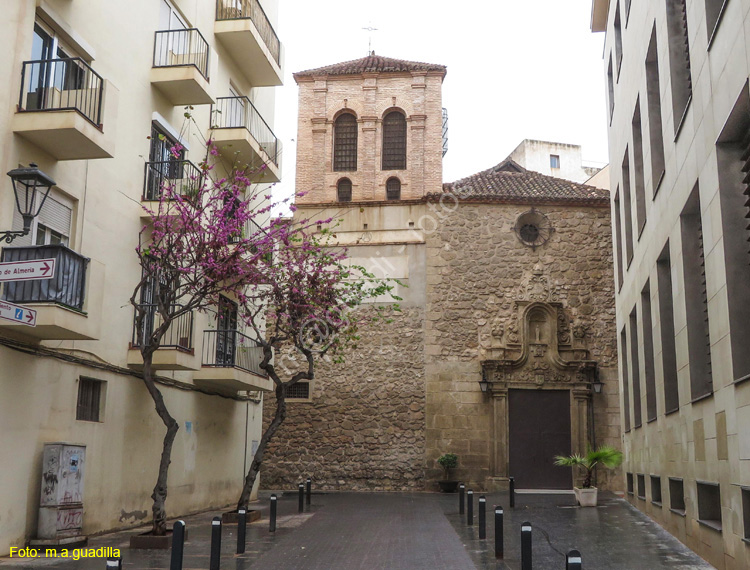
386, 177, 401, 200
382, 111, 406, 170
333, 113, 358, 171
76, 377, 103, 422
337, 178, 352, 202
287, 381, 310, 399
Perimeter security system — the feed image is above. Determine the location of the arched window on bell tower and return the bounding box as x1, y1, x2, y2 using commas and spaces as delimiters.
386, 177, 401, 200
333, 113, 358, 171
382, 111, 407, 170
337, 178, 352, 202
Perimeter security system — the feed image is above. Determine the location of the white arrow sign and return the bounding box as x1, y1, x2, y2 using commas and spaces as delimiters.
0, 300, 37, 327
0, 258, 56, 282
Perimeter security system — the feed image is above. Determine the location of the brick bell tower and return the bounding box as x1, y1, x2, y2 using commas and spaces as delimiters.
293, 52, 447, 205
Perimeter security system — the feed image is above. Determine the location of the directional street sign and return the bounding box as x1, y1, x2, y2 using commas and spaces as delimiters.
0, 300, 37, 327
0, 258, 55, 282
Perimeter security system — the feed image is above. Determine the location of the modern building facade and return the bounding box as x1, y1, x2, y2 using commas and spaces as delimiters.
261, 54, 621, 495
0, 0, 282, 555
507, 139, 603, 184
592, 0, 750, 566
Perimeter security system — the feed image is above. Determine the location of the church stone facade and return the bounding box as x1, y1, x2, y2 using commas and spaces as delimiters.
261, 54, 620, 492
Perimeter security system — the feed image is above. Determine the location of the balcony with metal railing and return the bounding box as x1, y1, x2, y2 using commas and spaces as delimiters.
214, 0, 283, 87
143, 160, 203, 202
151, 29, 214, 105
12, 58, 115, 159
193, 329, 272, 393
127, 304, 200, 371
210, 96, 281, 181
0, 244, 102, 340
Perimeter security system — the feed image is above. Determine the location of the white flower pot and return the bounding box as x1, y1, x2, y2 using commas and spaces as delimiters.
574, 487, 598, 507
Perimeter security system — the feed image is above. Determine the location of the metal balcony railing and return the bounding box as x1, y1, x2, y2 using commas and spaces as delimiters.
153, 28, 210, 80
1, 245, 89, 311
202, 329, 266, 376
212, 96, 279, 166
132, 304, 194, 351
18, 58, 104, 126
215, 0, 281, 66
143, 160, 203, 201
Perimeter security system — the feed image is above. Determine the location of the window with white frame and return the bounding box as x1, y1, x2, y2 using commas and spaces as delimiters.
12, 190, 73, 247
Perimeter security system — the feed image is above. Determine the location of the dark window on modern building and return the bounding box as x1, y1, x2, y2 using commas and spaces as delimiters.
386, 177, 401, 200
608, 56, 615, 121
642, 283, 657, 422
697, 482, 722, 531
705, 0, 729, 45
637, 474, 646, 499
651, 475, 662, 504
333, 113, 358, 171
627, 472, 634, 495
337, 178, 352, 202
621, 327, 631, 432
614, 2, 623, 76
76, 377, 104, 422
742, 487, 750, 539
669, 478, 685, 514
657, 244, 679, 412
646, 27, 666, 194
680, 186, 713, 400
716, 87, 750, 382
550, 154, 560, 169
287, 381, 310, 400
632, 99, 647, 234
630, 308, 642, 428
613, 189, 625, 289
622, 147, 635, 265
665, 0, 693, 134
382, 111, 407, 170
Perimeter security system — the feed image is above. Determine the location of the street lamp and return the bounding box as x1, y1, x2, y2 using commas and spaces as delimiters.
2, 163, 56, 244
591, 369, 604, 394
478, 368, 490, 394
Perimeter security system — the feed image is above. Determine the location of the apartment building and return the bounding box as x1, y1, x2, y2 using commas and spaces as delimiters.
592, 0, 750, 566
0, 0, 282, 554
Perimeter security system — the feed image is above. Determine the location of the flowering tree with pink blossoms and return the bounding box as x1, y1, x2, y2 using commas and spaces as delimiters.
131, 144, 302, 535
236, 228, 400, 509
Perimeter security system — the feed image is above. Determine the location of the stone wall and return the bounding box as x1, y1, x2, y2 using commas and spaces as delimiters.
423, 202, 621, 491
260, 307, 426, 491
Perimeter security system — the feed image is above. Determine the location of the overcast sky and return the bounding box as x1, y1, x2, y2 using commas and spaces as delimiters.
271, 0, 607, 199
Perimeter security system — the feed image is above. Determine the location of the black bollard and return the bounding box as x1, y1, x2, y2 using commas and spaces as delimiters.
269, 494, 277, 532
237, 509, 247, 554
566, 549, 582, 570
306, 478, 312, 506
170, 520, 186, 570
521, 522, 532, 570
209, 516, 221, 570
478, 496, 486, 539
509, 476, 515, 508
467, 489, 474, 526
459, 483, 465, 515
105, 559, 122, 569
494, 506, 504, 559
298, 483, 305, 513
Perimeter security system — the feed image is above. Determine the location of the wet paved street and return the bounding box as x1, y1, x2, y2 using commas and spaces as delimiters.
0, 491, 713, 569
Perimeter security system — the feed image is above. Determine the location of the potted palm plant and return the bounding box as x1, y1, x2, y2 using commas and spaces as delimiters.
437, 453, 459, 492
554, 445, 623, 507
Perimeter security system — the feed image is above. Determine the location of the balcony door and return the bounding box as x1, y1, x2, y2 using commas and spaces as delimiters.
27, 22, 85, 111
146, 122, 185, 199
216, 296, 238, 366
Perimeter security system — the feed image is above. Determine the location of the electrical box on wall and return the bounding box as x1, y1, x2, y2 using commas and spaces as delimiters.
30, 443, 88, 548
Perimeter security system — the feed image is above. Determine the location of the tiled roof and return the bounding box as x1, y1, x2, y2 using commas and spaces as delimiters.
437, 159, 609, 205
294, 53, 446, 79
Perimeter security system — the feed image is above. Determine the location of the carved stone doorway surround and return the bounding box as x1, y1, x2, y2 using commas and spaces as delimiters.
481, 295, 597, 485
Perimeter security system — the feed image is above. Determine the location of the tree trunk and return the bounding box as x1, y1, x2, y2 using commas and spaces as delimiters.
237, 383, 287, 510
583, 468, 593, 489
141, 354, 180, 535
